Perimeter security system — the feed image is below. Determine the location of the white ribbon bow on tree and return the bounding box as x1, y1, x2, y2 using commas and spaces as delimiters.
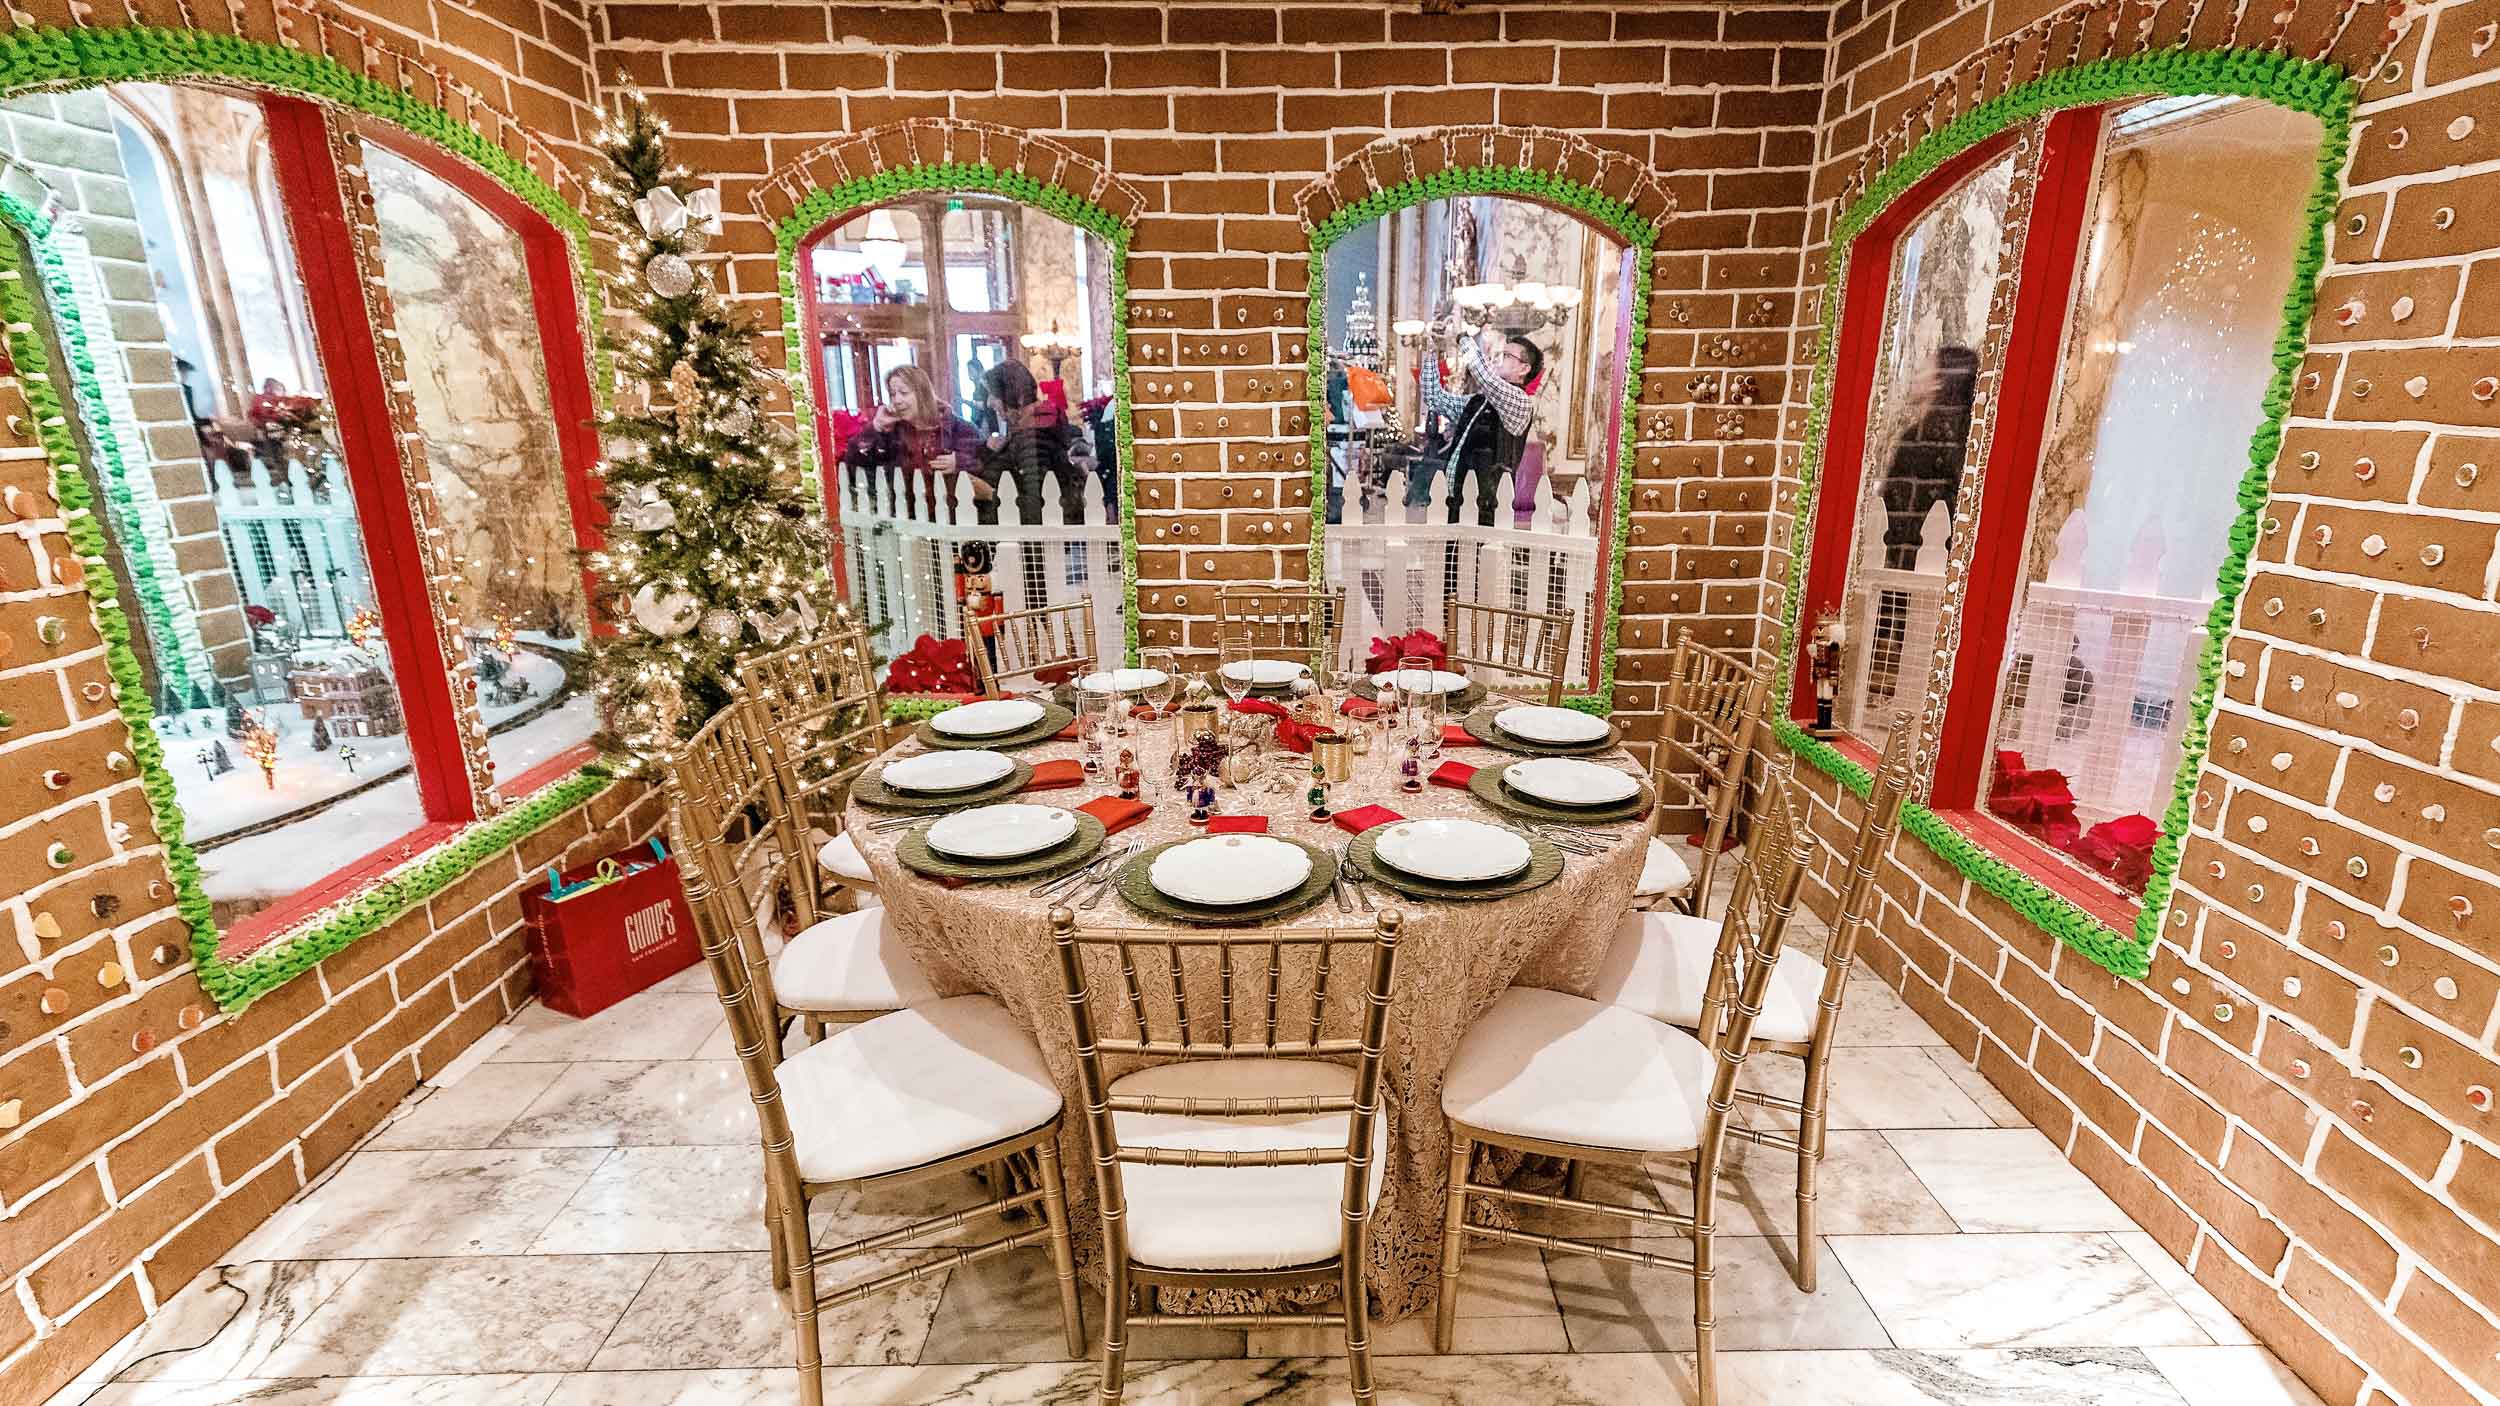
634, 186, 722, 241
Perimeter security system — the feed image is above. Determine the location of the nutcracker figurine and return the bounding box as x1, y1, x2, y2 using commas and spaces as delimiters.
954, 541, 1004, 678
1807, 613, 1846, 737
1399, 729, 1424, 793
1115, 745, 1141, 800
1307, 757, 1333, 822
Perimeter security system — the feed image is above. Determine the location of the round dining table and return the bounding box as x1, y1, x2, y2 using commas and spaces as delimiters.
845, 708, 1648, 1321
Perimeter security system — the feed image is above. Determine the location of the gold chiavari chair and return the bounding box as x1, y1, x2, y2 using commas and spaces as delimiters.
1216, 584, 1346, 673
735, 630, 939, 1034
971, 599, 1099, 696
737, 620, 892, 906
1590, 715, 1914, 1292
1631, 630, 1771, 913
1435, 768, 1817, 1406
1049, 908, 1405, 1405
664, 715, 1083, 1406
1441, 599, 1573, 706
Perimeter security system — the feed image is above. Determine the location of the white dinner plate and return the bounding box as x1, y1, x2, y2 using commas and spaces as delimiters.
878, 750, 1015, 794
1077, 668, 1170, 693
925, 804, 1078, 861
1369, 668, 1470, 696
1221, 659, 1308, 686
1149, 835, 1312, 906
928, 698, 1047, 738
1494, 705, 1610, 746
1501, 757, 1642, 808
1372, 819, 1532, 883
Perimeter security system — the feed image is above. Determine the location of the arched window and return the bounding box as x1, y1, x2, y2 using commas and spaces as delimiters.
3, 81, 601, 948
1796, 97, 2327, 914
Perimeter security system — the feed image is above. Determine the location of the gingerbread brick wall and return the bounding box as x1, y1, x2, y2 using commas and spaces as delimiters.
1775, 2, 2500, 1404
595, 0, 1828, 727
0, 4, 617, 1402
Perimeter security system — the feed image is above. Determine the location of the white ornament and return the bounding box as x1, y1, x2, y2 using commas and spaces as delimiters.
634, 185, 723, 241
646, 252, 696, 299
630, 583, 701, 637
720, 402, 757, 436
700, 608, 744, 644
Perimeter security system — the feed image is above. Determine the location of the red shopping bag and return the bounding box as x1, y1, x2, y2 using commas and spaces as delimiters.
522, 839, 703, 1018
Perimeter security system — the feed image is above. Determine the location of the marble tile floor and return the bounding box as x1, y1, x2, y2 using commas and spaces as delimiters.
64, 933, 2321, 1406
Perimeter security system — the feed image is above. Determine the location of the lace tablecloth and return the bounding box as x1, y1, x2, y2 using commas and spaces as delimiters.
846, 722, 1645, 1321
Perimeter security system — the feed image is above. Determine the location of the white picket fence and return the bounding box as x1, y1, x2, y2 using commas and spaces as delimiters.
835, 462, 1124, 665
1326, 458, 1600, 681
211, 454, 375, 644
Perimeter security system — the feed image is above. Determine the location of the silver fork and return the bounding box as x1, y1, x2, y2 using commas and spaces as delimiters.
1076, 861, 1124, 910
1031, 844, 1131, 897
1336, 841, 1373, 913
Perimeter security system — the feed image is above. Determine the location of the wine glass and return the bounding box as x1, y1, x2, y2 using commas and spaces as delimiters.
1398, 653, 1443, 766
1142, 647, 1180, 721
1217, 627, 1255, 710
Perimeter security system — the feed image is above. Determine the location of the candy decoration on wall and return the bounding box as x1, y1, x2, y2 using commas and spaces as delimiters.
45, 842, 72, 869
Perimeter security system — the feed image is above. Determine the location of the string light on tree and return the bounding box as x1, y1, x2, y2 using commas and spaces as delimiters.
584, 86, 832, 768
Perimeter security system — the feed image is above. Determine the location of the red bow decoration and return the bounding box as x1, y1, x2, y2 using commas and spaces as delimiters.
2071, 813, 2159, 893
886, 634, 977, 695
1365, 629, 1446, 676
825, 407, 869, 466
1229, 698, 1322, 753
1986, 750, 2080, 851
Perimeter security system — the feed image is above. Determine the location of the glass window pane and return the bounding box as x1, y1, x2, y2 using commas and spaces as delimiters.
362, 140, 596, 787
939, 204, 1013, 312
7, 82, 428, 928
813, 204, 926, 306
1836, 152, 2018, 751
1982, 99, 2324, 897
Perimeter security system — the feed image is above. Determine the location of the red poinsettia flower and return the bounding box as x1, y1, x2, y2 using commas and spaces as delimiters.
1987, 749, 2080, 851
1365, 629, 1446, 676
885, 634, 976, 695
2072, 813, 2159, 892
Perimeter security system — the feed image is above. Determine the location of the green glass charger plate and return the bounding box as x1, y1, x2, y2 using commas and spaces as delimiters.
1466, 759, 1652, 825
914, 702, 1076, 751
1346, 824, 1566, 903
853, 757, 1035, 812
1112, 836, 1338, 925
1459, 705, 1620, 756
896, 811, 1108, 882
1349, 674, 1488, 714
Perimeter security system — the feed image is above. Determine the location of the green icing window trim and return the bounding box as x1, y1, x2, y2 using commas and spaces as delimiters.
0, 23, 618, 1010
770, 165, 1140, 660
2, 192, 196, 706
1302, 165, 1654, 715
1768, 48, 2358, 982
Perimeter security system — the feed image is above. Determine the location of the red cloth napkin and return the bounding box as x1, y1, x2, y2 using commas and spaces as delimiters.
1430, 760, 1477, 790
1332, 804, 1404, 835
1053, 719, 1082, 740
1229, 697, 1318, 753
1207, 815, 1269, 834
1024, 759, 1084, 791
1441, 722, 1477, 746
1337, 698, 1380, 720
1076, 795, 1153, 836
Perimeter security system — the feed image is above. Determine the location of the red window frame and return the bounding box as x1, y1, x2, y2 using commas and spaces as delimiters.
213, 95, 599, 954
1793, 106, 2148, 927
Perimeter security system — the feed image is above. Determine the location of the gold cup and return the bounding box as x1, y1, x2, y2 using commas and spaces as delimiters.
1312, 731, 1353, 784
1177, 702, 1219, 743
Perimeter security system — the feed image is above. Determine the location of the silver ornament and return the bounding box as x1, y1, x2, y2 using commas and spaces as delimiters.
645, 252, 696, 299
699, 608, 743, 644
719, 402, 757, 436
613, 483, 676, 532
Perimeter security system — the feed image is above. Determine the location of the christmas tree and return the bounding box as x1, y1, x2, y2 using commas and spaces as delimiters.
585, 90, 832, 768
309, 715, 332, 752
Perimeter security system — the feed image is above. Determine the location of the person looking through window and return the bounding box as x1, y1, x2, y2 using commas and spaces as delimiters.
841, 364, 983, 504
976, 360, 1096, 527
1419, 324, 1543, 527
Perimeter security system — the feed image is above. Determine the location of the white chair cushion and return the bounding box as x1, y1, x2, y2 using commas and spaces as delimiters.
821, 831, 875, 884
1109, 1058, 1385, 1272
1443, 987, 1718, 1155
780, 995, 1060, 1183
771, 906, 938, 1013
1633, 837, 1694, 898
1585, 911, 1827, 1043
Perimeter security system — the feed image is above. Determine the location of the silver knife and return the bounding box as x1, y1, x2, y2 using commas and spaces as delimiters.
1337, 842, 1372, 912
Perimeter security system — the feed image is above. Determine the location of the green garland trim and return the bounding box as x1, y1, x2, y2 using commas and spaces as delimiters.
769, 163, 1139, 657
2, 192, 196, 704
1768, 48, 2357, 982
0, 24, 618, 1009
1303, 165, 1654, 714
